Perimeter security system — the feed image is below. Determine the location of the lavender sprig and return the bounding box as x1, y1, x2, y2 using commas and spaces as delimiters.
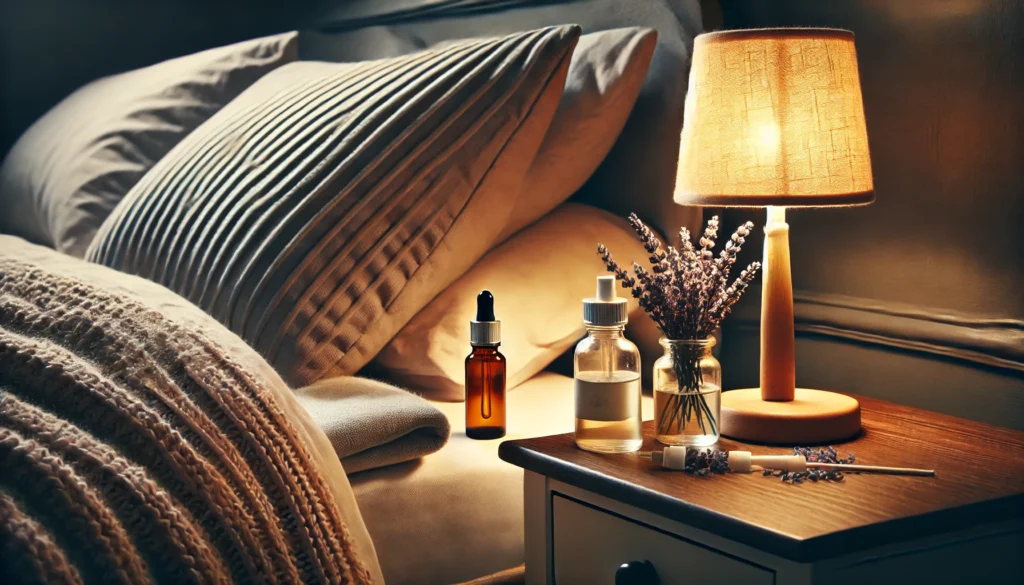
598, 214, 760, 340
597, 244, 636, 290
705, 262, 761, 337
597, 213, 761, 438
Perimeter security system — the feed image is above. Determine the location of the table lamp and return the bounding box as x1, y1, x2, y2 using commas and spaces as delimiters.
675, 28, 873, 444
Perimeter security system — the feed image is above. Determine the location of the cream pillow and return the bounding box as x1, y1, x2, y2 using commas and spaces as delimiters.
87, 26, 580, 387
374, 203, 653, 401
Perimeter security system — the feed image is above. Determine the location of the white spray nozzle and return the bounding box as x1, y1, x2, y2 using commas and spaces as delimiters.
583, 275, 627, 326
596, 275, 616, 301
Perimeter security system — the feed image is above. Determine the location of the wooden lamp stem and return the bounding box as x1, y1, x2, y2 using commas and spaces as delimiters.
719, 205, 862, 443
760, 206, 796, 402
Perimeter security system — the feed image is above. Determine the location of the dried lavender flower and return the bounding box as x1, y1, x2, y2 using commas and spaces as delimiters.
596, 244, 636, 289
598, 214, 762, 439
682, 448, 731, 475
597, 214, 761, 342
663, 446, 859, 484
766, 446, 857, 483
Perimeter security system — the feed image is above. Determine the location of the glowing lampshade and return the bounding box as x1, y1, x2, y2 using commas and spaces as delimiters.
675, 28, 873, 207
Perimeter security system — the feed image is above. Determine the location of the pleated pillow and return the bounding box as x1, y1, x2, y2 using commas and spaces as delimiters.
0, 32, 299, 258
87, 25, 580, 386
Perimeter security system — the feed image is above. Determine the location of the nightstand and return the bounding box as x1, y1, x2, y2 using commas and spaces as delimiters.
498, 395, 1024, 585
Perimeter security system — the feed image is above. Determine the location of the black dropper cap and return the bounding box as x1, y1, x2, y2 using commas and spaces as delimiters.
475, 290, 495, 321
470, 290, 500, 345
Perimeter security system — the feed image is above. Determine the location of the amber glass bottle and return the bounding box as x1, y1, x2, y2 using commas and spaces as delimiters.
466, 291, 506, 439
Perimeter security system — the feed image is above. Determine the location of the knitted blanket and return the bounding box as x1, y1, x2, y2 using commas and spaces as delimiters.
0, 255, 373, 584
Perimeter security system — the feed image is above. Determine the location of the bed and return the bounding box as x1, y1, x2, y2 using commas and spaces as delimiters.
351, 373, 654, 583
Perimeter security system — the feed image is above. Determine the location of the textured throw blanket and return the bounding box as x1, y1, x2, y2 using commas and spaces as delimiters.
0, 255, 373, 584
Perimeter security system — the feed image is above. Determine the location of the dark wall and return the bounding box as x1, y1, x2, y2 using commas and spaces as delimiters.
716, 0, 1024, 427
0, 0, 313, 156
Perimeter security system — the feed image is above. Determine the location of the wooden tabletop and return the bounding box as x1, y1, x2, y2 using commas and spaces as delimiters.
498, 395, 1024, 562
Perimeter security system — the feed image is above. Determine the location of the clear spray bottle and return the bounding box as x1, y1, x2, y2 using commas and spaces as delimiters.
574, 276, 642, 453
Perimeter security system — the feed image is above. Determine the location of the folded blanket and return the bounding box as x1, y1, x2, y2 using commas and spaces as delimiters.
0, 250, 373, 583
296, 377, 451, 474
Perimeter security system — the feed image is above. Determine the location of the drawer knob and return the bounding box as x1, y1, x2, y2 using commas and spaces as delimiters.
615, 560, 660, 585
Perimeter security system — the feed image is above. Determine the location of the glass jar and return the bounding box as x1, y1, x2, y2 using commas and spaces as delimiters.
574, 325, 643, 453
653, 337, 721, 446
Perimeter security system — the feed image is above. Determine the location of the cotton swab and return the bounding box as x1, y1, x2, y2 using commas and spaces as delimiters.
639, 446, 935, 477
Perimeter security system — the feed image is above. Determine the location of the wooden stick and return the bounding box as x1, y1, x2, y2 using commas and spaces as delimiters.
808, 463, 935, 477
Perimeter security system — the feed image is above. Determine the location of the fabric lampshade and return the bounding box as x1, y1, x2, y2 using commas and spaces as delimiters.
674, 28, 874, 207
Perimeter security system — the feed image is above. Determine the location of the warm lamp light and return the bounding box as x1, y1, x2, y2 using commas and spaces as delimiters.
675, 28, 873, 444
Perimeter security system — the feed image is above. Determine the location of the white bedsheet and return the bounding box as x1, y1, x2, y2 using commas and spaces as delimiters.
350, 372, 653, 585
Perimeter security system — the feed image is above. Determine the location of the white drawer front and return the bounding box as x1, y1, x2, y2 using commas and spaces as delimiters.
552, 495, 774, 585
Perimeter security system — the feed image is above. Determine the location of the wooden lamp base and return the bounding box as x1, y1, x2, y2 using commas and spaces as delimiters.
720, 388, 861, 445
